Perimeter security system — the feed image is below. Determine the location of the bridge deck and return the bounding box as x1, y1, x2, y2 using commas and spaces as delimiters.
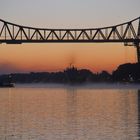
0, 39, 139, 44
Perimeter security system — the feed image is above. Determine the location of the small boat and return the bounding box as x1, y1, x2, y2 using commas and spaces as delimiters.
0, 82, 15, 87
0, 75, 15, 88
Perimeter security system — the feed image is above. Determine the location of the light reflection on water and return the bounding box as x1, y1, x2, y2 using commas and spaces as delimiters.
0, 84, 139, 140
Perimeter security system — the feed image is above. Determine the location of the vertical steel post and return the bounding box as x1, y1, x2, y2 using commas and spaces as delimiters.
135, 18, 140, 63
136, 44, 140, 63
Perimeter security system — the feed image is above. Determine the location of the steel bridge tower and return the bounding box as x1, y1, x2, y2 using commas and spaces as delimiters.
136, 19, 140, 63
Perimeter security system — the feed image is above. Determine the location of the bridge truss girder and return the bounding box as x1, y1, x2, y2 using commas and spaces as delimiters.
0, 17, 140, 62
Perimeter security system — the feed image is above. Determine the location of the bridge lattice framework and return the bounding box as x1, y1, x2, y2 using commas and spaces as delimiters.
0, 17, 140, 62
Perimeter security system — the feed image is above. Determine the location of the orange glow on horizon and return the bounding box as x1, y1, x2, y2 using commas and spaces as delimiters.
0, 43, 137, 74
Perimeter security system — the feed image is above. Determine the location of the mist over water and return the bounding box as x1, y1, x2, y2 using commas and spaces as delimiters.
16, 83, 140, 89
0, 84, 140, 140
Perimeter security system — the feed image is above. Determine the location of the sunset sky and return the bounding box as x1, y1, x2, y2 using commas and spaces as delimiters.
0, 0, 140, 74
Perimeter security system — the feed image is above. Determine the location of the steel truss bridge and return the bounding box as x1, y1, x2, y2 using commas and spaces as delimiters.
0, 17, 140, 62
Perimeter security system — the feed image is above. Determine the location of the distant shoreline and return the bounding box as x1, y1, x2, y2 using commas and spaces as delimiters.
0, 63, 140, 84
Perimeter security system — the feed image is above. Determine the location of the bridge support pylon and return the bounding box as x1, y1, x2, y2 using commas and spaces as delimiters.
136, 44, 140, 63
136, 17, 140, 63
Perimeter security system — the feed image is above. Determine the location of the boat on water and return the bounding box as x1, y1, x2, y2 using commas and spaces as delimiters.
0, 75, 15, 87
0, 82, 14, 87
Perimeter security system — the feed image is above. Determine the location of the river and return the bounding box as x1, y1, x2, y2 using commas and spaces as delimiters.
0, 84, 140, 140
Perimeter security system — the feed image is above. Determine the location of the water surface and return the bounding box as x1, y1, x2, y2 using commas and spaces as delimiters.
0, 84, 140, 140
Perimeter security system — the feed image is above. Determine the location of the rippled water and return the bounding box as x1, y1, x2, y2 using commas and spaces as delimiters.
0, 84, 140, 140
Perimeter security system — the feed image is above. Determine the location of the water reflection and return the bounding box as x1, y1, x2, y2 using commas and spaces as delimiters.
0, 85, 139, 139
66, 87, 78, 139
